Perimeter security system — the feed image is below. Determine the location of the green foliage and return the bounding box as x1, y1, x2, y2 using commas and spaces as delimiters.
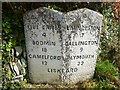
78, 60, 119, 89
95, 60, 119, 79
2, 81, 25, 90
2, 6, 26, 89
95, 4, 120, 89
97, 80, 116, 89
95, 60, 119, 88
78, 80, 97, 88
99, 3, 119, 65
2, 2, 120, 89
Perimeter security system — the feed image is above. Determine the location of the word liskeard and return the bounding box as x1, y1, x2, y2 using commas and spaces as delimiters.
23, 7, 103, 84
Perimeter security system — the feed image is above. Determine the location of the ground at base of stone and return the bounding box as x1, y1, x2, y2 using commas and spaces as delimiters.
22, 79, 98, 89
23, 83, 78, 88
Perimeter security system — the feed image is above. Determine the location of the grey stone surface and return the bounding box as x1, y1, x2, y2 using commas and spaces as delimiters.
23, 7, 103, 84
15, 46, 22, 56
23, 51, 27, 58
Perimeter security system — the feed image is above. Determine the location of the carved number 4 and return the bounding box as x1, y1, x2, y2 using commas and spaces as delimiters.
42, 32, 46, 37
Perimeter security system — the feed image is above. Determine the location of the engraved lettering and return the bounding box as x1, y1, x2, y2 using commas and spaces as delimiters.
65, 41, 98, 46
42, 61, 47, 65
27, 23, 39, 30
32, 40, 56, 46
47, 68, 78, 73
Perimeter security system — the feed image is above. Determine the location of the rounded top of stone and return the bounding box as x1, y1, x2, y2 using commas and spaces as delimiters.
67, 8, 103, 17
23, 7, 103, 20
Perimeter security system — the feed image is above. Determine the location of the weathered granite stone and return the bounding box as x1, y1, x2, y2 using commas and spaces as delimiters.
23, 7, 103, 84
15, 46, 22, 57
23, 51, 27, 59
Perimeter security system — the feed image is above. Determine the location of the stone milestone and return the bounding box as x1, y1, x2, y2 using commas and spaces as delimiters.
23, 7, 103, 84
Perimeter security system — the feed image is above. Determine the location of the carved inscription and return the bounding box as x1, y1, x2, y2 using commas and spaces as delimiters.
23, 7, 103, 84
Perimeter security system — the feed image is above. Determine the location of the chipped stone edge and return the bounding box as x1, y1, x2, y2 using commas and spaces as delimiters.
23, 7, 103, 84
23, 7, 103, 20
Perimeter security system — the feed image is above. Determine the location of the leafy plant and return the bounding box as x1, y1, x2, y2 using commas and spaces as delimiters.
2, 2, 120, 89
95, 60, 120, 88
2, 8, 26, 89
97, 79, 117, 89
99, 3, 119, 66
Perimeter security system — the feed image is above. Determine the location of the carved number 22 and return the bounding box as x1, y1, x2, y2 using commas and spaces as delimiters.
77, 61, 84, 66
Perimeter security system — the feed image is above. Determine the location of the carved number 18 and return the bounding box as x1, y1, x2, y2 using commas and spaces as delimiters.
42, 48, 47, 52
